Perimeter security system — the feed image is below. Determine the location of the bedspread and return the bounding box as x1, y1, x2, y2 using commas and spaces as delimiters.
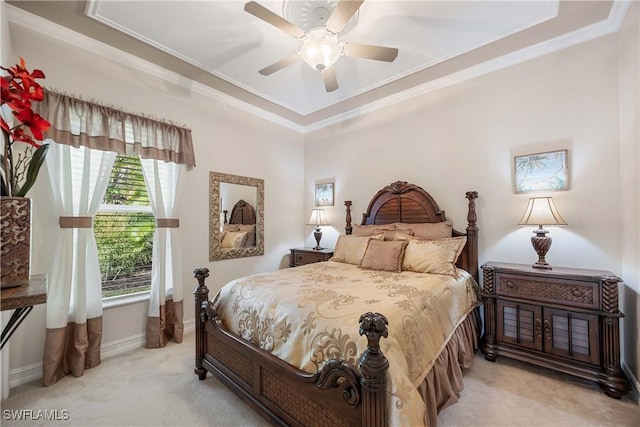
212, 261, 479, 426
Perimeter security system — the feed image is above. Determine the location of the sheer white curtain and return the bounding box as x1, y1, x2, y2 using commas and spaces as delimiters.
140, 158, 186, 348
43, 141, 115, 386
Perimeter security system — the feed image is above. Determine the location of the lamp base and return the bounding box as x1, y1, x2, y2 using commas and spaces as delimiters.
531, 228, 553, 270
532, 261, 552, 270
313, 228, 324, 250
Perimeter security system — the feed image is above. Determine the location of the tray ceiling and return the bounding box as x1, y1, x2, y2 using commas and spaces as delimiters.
5, 1, 622, 131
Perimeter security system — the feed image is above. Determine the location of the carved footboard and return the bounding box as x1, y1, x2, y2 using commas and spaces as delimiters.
193, 268, 390, 427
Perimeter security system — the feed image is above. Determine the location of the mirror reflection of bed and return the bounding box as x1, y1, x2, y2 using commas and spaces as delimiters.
220, 199, 257, 249
209, 172, 264, 261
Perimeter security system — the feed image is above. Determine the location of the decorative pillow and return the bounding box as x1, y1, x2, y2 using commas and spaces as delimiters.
376, 228, 413, 241
352, 223, 395, 236
223, 224, 240, 232
368, 229, 398, 240
236, 224, 256, 246
331, 235, 375, 265
399, 236, 467, 276
220, 231, 248, 249
392, 221, 453, 239
359, 240, 408, 272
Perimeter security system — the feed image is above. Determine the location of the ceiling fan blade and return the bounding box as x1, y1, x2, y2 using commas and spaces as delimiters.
342, 42, 399, 62
321, 67, 338, 92
244, 1, 305, 38
325, 0, 364, 34
259, 54, 301, 75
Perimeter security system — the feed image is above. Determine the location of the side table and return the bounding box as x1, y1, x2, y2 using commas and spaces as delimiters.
1, 274, 47, 349
289, 247, 334, 267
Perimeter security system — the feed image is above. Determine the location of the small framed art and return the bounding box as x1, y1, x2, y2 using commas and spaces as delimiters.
315, 182, 334, 207
514, 149, 568, 193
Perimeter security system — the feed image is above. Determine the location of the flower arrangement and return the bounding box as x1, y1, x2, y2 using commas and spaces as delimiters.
1, 58, 50, 197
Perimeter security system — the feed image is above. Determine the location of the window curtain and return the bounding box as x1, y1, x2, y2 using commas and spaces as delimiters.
140, 158, 186, 348
35, 90, 195, 385
34, 90, 196, 167
43, 142, 116, 386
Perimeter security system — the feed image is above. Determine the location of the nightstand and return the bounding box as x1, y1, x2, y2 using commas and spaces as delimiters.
289, 247, 333, 267
481, 262, 630, 399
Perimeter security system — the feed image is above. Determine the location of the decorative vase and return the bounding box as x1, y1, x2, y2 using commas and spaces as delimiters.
0, 197, 32, 288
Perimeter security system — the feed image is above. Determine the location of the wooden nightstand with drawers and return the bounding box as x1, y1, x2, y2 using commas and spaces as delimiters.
481, 262, 630, 399
289, 247, 333, 267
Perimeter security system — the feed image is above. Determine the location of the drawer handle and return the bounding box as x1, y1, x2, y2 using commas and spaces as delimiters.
535, 318, 542, 338
544, 320, 551, 340
505, 281, 515, 289
572, 289, 584, 297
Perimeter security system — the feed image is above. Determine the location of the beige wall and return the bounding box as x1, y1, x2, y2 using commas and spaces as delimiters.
6, 20, 304, 376
618, 1, 640, 390
305, 30, 638, 388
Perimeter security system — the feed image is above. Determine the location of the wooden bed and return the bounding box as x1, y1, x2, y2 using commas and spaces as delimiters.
223, 199, 256, 225
194, 181, 480, 426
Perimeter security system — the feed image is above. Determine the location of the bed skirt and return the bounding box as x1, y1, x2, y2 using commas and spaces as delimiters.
419, 308, 481, 427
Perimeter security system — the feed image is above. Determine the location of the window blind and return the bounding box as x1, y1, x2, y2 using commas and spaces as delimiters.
95, 155, 155, 298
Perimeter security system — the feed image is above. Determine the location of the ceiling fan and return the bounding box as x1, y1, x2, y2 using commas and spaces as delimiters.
244, 0, 399, 92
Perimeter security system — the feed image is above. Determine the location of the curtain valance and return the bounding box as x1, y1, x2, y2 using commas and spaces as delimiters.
34, 89, 196, 166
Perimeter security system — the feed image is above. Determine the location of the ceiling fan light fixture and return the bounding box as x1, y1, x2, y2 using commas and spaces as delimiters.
300, 28, 341, 71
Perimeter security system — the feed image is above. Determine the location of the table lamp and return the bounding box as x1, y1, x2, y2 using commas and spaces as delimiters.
307, 208, 330, 250
518, 197, 567, 269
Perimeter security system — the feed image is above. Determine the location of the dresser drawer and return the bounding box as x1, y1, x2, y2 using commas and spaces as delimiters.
290, 248, 333, 267
495, 273, 600, 310
295, 252, 325, 265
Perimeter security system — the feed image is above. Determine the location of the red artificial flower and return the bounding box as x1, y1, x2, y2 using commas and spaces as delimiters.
0, 116, 10, 134
8, 127, 40, 148
12, 108, 50, 141
2, 57, 51, 196
1, 76, 23, 109
1, 57, 46, 103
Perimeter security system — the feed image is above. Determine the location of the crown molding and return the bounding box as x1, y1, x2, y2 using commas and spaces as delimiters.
5, 4, 306, 134
6, 1, 630, 135
304, 0, 631, 133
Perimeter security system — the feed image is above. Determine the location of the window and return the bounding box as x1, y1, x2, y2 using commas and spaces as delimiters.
95, 155, 155, 298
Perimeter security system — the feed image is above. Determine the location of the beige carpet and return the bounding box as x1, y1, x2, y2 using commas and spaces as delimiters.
2, 330, 638, 427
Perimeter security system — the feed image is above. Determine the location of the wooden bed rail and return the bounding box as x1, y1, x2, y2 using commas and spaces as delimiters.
193, 267, 391, 427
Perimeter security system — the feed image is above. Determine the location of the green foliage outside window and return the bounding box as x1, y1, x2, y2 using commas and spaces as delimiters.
95, 155, 155, 298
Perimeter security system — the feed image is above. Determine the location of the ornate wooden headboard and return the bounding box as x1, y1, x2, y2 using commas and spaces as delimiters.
344, 181, 479, 281
228, 200, 256, 225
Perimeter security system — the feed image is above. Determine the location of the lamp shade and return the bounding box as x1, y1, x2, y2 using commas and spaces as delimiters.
307, 208, 330, 226
518, 197, 567, 226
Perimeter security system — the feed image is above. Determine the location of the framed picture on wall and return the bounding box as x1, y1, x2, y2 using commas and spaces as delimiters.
315, 182, 334, 207
514, 149, 568, 193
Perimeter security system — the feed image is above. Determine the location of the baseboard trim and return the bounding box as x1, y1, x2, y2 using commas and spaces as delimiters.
622, 362, 640, 405
9, 319, 195, 388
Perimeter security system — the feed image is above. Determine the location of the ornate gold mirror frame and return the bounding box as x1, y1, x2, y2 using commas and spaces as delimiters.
209, 172, 264, 260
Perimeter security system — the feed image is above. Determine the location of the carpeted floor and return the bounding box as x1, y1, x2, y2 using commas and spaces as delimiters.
2, 330, 638, 426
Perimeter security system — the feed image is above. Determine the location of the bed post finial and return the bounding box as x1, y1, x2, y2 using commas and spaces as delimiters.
345, 201, 353, 235
194, 267, 210, 380
465, 191, 479, 282
358, 312, 389, 427
465, 191, 478, 229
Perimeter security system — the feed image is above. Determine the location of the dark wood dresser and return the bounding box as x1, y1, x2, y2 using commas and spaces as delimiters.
289, 247, 333, 267
481, 262, 630, 398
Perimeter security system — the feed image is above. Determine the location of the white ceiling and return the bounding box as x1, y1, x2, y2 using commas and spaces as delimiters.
5, 1, 625, 131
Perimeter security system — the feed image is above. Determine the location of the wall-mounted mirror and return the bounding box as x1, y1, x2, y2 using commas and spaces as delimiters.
210, 172, 264, 260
